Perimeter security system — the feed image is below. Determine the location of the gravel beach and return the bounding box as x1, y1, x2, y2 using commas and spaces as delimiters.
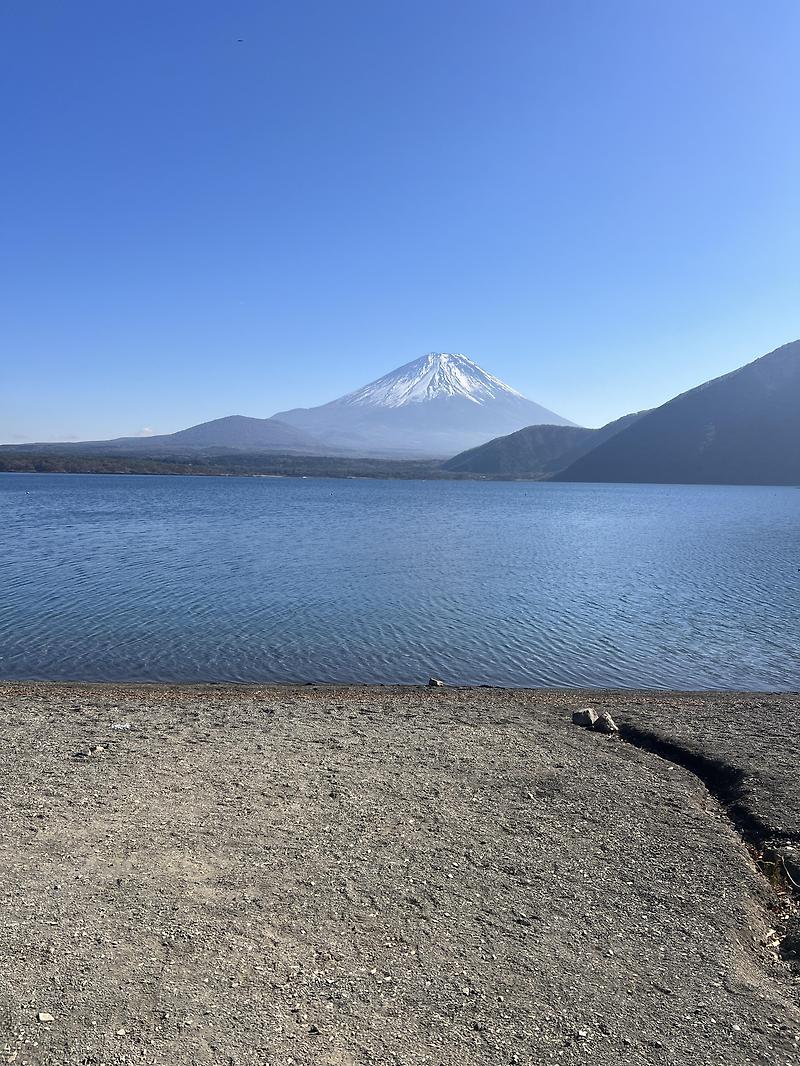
1, 682, 798, 1065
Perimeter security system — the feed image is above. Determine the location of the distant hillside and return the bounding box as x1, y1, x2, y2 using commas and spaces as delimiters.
3, 415, 326, 457
556, 340, 800, 486
443, 413, 643, 477
132, 415, 323, 453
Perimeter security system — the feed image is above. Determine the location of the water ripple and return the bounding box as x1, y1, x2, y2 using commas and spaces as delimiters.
1, 474, 799, 690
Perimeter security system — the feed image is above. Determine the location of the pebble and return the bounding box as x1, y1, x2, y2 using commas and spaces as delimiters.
36, 1013, 54, 1023
572, 708, 598, 729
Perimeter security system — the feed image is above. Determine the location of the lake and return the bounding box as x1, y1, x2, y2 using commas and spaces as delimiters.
1, 473, 799, 690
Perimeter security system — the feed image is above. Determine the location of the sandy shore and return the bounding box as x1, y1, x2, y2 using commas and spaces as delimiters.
1, 682, 799, 1065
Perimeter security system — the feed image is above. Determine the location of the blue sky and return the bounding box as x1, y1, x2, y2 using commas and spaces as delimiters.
2, 0, 799, 442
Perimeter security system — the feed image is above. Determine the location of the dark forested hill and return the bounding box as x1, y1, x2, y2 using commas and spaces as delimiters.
443, 413, 643, 477
555, 340, 800, 485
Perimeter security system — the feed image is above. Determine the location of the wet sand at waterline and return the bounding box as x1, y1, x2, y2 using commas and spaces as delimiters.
2, 682, 799, 1065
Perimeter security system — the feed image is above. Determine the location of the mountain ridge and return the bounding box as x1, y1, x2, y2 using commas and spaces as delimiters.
555, 340, 800, 485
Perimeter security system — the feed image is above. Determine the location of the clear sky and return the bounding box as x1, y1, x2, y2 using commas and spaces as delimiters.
2, 0, 799, 442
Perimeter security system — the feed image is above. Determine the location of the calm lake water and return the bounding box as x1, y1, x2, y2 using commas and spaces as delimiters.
1, 472, 799, 690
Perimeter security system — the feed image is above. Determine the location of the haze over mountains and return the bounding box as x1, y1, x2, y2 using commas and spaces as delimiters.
4, 341, 799, 485
8, 352, 572, 461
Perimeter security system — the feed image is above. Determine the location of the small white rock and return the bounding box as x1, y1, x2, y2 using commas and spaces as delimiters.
572, 708, 598, 728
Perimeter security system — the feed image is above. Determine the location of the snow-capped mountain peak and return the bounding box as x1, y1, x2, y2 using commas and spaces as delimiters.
272, 351, 575, 457
339, 352, 526, 409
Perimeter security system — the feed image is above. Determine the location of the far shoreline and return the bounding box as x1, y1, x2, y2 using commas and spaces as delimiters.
2, 468, 799, 487
1, 677, 797, 696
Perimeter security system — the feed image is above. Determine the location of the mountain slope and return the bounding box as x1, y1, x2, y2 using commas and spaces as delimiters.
273, 352, 575, 457
6, 416, 325, 456
555, 340, 800, 485
443, 412, 644, 477
133, 415, 324, 452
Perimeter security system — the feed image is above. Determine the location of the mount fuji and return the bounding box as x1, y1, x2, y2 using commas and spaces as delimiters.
273, 352, 575, 457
